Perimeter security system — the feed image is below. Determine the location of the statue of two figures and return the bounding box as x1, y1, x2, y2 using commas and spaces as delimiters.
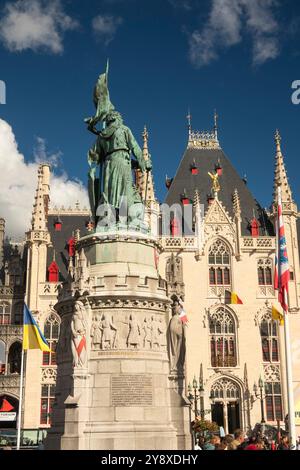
85, 62, 152, 233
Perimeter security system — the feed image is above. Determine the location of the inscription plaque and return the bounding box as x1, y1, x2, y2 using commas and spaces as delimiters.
112, 375, 153, 407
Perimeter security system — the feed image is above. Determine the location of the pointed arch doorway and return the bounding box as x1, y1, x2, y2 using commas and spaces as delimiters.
210, 378, 242, 434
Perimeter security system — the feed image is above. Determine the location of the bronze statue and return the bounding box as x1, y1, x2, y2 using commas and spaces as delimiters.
86, 62, 152, 231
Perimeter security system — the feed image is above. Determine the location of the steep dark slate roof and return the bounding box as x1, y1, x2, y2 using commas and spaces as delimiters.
47, 214, 89, 282
165, 147, 274, 236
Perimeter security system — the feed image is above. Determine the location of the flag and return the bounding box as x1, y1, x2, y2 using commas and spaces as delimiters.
225, 290, 243, 305
272, 306, 284, 326
23, 304, 51, 352
178, 299, 188, 324
276, 187, 290, 312
0, 398, 14, 412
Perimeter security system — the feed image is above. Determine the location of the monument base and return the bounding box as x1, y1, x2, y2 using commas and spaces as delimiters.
46, 235, 191, 450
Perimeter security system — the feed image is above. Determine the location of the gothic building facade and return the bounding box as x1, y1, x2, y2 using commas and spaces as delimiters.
0, 123, 299, 439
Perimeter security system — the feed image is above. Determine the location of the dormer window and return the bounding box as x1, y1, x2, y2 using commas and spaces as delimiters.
68, 237, 75, 257
190, 160, 198, 175
48, 261, 59, 283
215, 160, 223, 176
251, 218, 259, 237
180, 190, 190, 205
54, 216, 62, 232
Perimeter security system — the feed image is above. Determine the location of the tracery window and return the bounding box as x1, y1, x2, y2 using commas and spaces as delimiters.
257, 259, 273, 286
264, 366, 283, 422
42, 314, 60, 366
260, 318, 279, 363
40, 384, 55, 426
209, 308, 237, 367
0, 303, 11, 325
208, 240, 231, 286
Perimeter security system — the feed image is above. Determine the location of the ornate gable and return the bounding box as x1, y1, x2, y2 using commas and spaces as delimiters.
205, 199, 233, 225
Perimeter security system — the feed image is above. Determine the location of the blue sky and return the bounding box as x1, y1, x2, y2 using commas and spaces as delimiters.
0, 0, 300, 235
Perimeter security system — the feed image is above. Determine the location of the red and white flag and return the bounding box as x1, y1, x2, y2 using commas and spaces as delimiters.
275, 187, 290, 312
178, 299, 188, 324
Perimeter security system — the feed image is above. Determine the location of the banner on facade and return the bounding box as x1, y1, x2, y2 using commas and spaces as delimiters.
0, 412, 17, 421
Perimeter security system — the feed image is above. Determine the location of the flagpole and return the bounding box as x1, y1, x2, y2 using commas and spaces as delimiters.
277, 185, 296, 448
16, 348, 25, 450
283, 291, 296, 448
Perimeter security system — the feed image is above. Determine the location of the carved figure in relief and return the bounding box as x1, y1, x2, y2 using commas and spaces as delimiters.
90, 315, 103, 349
71, 302, 87, 367
158, 317, 167, 349
151, 315, 160, 350
142, 317, 152, 349
101, 313, 117, 349
167, 298, 186, 374
127, 314, 141, 349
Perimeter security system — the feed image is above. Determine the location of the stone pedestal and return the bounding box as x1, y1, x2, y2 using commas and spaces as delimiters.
46, 233, 191, 450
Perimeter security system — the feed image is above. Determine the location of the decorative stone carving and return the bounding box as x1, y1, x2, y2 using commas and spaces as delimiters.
264, 364, 280, 382
142, 317, 152, 349
42, 367, 57, 384
127, 314, 141, 349
100, 313, 117, 350
166, 254, 185, 299
167, 297, 186, 375
205, 200, 233, 225
90, 315, 102, 350
71, 301, 87, 368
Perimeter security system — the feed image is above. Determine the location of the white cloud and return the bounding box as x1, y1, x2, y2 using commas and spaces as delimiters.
92, 14, 123, 45
188, 0, 279, 67
0, 119, 89, 238
0, 0, 78, 54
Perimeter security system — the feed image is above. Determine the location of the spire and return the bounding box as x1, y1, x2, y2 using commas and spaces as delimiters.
136, 126, 156, 202
273, 130, 293, 204
187, 109, 192, 139
31, 164, 50, 231
214, 109, 218, 140
232, 188, 241, 219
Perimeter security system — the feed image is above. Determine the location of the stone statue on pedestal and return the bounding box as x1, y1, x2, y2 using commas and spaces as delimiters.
71, 302, 87, 367
168, 297, 186, 375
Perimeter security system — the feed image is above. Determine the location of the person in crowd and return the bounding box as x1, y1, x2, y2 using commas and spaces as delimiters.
202, 434, 220, 450
231, 429, 245, 450
277, 435, 289, 450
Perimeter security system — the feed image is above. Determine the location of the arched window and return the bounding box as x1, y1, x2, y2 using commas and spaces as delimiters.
260, 317, 279, 362
13, 303, 24, 325
40, 384, 56, 426
8, 342, 21, 374
209, 308, 237, 367
42, 314, 60, 366
0, 340, 5, 375
0, 303, 11, 325
257, 259, 273, 286
208, 240, 231, 286
264, 366, 283, 422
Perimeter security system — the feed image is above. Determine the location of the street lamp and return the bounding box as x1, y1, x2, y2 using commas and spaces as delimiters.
254, 376, 266, 424
188, 376, 200, 418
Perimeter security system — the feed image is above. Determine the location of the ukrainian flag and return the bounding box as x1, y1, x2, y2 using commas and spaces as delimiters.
23, 304, 51, 352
